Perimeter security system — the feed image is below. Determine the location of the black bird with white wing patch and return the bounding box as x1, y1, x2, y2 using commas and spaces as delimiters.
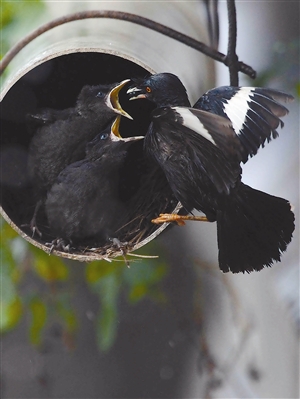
128, 73, 293, 162
127, 73, 295, 273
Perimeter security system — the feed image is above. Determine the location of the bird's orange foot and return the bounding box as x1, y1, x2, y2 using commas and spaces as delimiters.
151, 213, 209, 226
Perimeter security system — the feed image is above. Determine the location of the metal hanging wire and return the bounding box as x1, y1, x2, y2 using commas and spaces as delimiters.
0, 8, 256, 81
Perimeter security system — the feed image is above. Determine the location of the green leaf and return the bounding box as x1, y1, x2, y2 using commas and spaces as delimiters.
1, 272, 17, 304
123, 259, 168, 303
0, 0, 45, 76
95, 273, 121, 351
0, 0, 44, 29
0, 220, 28, 281
127, 283, 148, 302
30, 246, 69, 282
85, 260, 122, 284
29, 297, 47, 346
296, 82, 300, 98
56, 293, 77, 333
97, 302, 118, 352
0, 245, 15, 275
0, 220, 19, 241
0, 220, 24, 332
0, 297, 23, 332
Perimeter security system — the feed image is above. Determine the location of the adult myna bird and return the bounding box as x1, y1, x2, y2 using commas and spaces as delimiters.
126, 73, 295, 273
26, 79, 132, 236
127, 72, 293, 161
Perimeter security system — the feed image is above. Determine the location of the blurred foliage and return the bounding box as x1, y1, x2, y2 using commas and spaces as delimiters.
0, 219, 24, 332
0, 0, 46, 86
1, 0, 45, 59
0, 217, 169, 351
0, 0, 170, 353
253, 39, 300, 97
30, 245, 69, 282
29, 296, 47, 346
86, 253, 168, 351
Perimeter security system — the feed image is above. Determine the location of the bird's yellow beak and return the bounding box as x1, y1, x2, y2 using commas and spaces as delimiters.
107, 79, 133, 120
110, 116, 144, 142
111, 116, 122, 138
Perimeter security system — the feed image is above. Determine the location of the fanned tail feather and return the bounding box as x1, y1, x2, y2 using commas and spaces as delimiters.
217, 184, 295, 273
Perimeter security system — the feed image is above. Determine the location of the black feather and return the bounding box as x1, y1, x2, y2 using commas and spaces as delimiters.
45, 124, 137, 246
26, 81, 127, 235
127, 73, 294, 273
194, 86, 293, 162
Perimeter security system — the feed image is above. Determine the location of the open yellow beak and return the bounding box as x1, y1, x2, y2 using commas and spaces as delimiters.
107, 79, 133, 120
111, 116, 144, 142
111, 116, 123, 138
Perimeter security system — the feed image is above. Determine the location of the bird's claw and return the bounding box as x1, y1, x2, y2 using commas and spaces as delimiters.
110, 238, 130, 267
151, 213, 187, 226
45, 238, 71, 253
32, 224, 42, 238
111, 237, 128, 248
151, 213, 209, 225
21, 221, 42, 238
22, 200, 43, 238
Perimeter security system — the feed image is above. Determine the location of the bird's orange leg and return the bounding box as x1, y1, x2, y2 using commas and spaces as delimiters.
151, 213, 209, 226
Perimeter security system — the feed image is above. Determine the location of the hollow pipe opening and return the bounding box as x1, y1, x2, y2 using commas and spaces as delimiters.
0, 50, 179, 261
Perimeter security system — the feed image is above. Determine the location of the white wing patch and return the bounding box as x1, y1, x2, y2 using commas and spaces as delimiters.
173, 107, 217, 146
223, 87, 253, 136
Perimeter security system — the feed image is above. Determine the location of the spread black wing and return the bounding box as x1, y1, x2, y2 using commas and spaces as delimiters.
194, 86, 293, 162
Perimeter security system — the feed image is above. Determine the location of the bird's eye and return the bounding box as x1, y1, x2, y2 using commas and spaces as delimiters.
146, 86, 152, 93
96, 92, 105, 98
100, 133, 109, 140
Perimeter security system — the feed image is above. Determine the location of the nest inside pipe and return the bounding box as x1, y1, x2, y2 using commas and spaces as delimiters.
0, 51, 181, 262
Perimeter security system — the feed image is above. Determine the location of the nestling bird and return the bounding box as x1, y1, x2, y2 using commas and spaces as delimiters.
26, 79, 132, 236
126, 73, 295, 273
45, 117, 144, 249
